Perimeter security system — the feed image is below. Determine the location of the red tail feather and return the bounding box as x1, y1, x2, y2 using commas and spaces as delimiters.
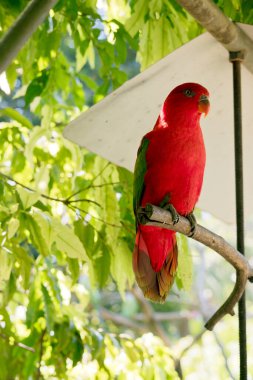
133, 226, 178, 303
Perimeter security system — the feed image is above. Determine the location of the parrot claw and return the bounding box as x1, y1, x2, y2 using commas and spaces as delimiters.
186, 212, 197, 237
163, 203, 180, 225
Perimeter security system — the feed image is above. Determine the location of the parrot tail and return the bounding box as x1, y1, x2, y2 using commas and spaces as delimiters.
133, 226, 178, 303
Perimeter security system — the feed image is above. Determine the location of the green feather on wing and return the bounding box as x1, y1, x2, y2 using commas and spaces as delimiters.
133, 137, 150, 216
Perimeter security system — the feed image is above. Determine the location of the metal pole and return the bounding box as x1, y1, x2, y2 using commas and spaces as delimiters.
229, 51, 247, 380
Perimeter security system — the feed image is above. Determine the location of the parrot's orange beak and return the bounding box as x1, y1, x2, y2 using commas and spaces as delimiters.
198, 94, 210, 117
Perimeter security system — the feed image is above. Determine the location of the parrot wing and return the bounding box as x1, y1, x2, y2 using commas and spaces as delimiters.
133, 137, 149, 216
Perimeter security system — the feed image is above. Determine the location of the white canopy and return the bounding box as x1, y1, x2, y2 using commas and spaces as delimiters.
64, 23, 253, 224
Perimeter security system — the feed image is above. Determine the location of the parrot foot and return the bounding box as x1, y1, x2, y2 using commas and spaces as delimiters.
186, 212, 197, 237
163, 203, 179, 225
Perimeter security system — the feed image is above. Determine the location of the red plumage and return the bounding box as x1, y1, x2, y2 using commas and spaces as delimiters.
133, 83, 210, 302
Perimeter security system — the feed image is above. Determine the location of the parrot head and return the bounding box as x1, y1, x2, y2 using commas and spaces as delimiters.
156, 82, 210, 130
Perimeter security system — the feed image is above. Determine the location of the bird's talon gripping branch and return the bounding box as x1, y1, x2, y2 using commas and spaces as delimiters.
137, 208, 148, 225
137, 205, 154, 225
186, 212, 197, 237
163, 204, 180, 225
145, 203, 154, 219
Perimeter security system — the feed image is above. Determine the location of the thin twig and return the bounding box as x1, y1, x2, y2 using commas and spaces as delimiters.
0, 171, 130, 231
179, 330, 206, 359
0, 172, 98, 206
69, 204, 122, 228
66, 162, 111, 201
67, 198, 101, 207
213, 331, 236, 380
66, 181, 121, 201
138, 204, 253, 330
0, 332, 35, 353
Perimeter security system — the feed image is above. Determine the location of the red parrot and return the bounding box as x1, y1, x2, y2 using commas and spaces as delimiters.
133, 82, 210, 302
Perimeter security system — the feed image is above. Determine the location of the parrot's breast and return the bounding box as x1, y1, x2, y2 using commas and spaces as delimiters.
142, 126, 206, 215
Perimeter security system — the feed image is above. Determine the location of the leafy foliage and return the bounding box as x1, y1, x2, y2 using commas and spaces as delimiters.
0, 0, 253, 379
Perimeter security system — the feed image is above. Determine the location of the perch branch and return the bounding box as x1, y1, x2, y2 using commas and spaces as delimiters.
138, 204, 253, 330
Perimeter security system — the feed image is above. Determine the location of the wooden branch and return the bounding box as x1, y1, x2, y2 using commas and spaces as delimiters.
138, 204, 253, 330
176, 0, 253, 75
0, 0, 59, 74
99, 307, 147, 334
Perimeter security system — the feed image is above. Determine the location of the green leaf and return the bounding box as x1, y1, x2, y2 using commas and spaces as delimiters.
0, 107, 33, 129
79, 73, 98, 91
75, 41, 89, 72
41, 284, 55, 331
25, 213, 49, 256
93, 158, 120, 245
25, 126, 51, 167
6, 62, 17, 89
32, 211, 54, 247
26, 279, 41, 328
74, 220, 94, 259
11, 150, 26, 172
67, 258, 80, 283
175, 234, 193, 291
15, 246, 33, 289
7, 217, 20, 239
90, 244, 111, 288
125, 0, 148, 36
149, 0, 163, 18
74, 221, 110, 287
17, 187, 40, 210
111, 240, 134, 297
137, 17, 174, 70
34, 165, 50, 193
52, 220, 89, 261
0, 249, 13, 287
25, 69, 49, 105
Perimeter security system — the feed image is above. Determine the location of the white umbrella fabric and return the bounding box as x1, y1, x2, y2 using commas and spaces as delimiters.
64, 23, 253, 224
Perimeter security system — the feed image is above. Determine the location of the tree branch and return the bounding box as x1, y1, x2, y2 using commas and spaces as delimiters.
0, 171, 126, 229
131, 287, 172, 347
99, 307, 147, 334
176, 0, 253, 75
133, 310, 200, 322
0, 0, 59, 74
138, 204, 253, 330
0, 332, 35, 353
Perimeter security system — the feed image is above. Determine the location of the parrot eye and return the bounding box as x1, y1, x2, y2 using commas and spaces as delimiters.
184, 89, 195, 97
